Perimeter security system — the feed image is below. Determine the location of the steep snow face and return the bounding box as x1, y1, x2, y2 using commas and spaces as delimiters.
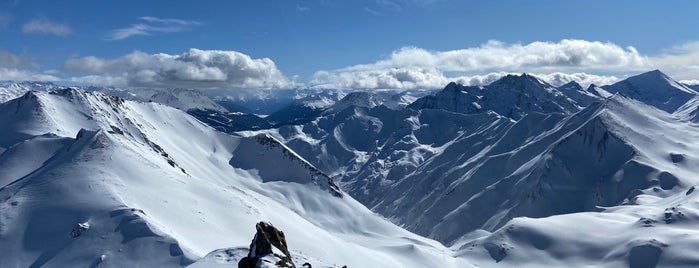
586, 83, 613, 98
408, 82, 484, 114
0, 89, 474, 268
673, 95, 699, 122
556, 81, 601, 107
481, 74, 580, 119
0, 81, 59, 103
383, 91, 419, 110
409, 74, 580, 120
602, 70, 698, 113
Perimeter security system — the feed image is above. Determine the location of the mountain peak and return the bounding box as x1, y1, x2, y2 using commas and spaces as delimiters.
490, 73, 551, 89
603, 69, 697, 112
560, 80, 582, 90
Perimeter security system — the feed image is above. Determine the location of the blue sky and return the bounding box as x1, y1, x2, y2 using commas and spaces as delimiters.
2, 0, 699, 89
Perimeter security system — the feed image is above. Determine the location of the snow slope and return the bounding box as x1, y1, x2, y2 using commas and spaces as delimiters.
0, 88, 473, 267
673, 95, 699, 123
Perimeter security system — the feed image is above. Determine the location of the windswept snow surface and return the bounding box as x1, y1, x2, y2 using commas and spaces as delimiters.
0, 89, 472, 267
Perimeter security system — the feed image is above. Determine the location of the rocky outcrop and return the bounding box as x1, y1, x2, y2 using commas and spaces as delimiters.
239, 222, 295, 268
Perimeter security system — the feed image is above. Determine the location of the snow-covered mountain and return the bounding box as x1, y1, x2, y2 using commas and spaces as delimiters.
263, 89, 428, 127
409, 74, 580, 120
235, 71, 699, 267
556, 80, 601, 107
602, 70, 697, 112
6, 69, 699, 267
0, 81, 59, 103
0, 88, 476, 267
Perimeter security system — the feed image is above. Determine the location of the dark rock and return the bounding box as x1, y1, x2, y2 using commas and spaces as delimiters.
239, 221, 295, 268
238, 256, 259, 268
670, 153, 685, 163
687, 186, 695, 195
70, 222, 90, 238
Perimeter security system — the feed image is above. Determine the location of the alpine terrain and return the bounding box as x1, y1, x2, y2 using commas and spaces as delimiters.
2, 70, 699, 267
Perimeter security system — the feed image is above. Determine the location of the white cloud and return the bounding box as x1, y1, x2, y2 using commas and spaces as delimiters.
346, 40, 649, 72
311, 39, 657, 89
68, 74, 127, 86
0, 68, 59, 81
531, 72, 621, 88
312, 67, 447, 89
62, 48, 292, 88
0, 50, 35, 68
681, 80, 699, 86
107, 16, 201, 40
22, 19, 72, 36
648, 41, 699, 81
311, 67, 619, 89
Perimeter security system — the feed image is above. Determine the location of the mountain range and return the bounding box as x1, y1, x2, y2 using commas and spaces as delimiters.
2, 70, 699, 267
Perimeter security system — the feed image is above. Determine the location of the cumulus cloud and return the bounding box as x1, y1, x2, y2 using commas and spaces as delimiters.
532, 72, 621, 88
0, 68, 59, 81
312, 67, 447, 89
22, 19, 72, 36
345, 40, 648, 72
311, 39, 655, 89
107, 16, 201, 40
62, 48, 291, 88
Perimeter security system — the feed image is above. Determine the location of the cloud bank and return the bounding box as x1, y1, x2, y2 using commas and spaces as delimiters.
0, 68, 59, 81
0, 50, 35, 69
0, 51, 58, 81
649, 41, 699, 82
62, 48, 291, 88
22, 19, 72, 36
107, 16, 201, 40
4, 39, 699, 90
311, 39, 650, 89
